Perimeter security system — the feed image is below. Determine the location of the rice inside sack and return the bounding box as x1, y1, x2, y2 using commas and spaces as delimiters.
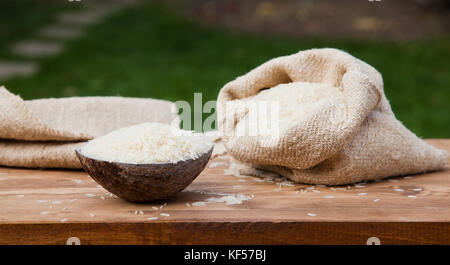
217, 48, 448, 185
237, 81, 345, 136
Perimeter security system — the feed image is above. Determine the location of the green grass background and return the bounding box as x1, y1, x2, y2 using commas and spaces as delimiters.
1, 1, 449, 137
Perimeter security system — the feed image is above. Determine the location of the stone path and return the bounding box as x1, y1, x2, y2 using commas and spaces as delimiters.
38, 25, 83, 40
11, 40, 63, 58
0, 0, 137, 81
0, 61, 37, 79
57, 8, 114, 25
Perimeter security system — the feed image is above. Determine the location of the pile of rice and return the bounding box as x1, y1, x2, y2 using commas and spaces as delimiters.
238, 81, 343, 133
80, 123, 213, 164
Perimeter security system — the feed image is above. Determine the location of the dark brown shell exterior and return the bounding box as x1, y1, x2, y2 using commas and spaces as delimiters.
75, 147, 213, 202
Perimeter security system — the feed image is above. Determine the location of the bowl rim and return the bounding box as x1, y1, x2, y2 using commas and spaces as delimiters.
75, 146, 214, 168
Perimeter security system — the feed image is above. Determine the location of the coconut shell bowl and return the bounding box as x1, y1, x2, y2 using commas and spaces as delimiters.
75, 147, 213, 203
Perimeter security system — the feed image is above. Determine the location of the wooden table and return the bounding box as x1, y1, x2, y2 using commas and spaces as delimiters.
0, 139, 449, 245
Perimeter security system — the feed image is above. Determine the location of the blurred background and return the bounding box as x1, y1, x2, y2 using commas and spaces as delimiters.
0, 0, 448, 137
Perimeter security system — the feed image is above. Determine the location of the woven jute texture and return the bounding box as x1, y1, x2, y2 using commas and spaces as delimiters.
217, 48, 448, 185
0, 86, 178, 169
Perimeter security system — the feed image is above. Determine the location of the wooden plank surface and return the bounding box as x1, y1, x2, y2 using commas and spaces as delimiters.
0, 139, 449, 245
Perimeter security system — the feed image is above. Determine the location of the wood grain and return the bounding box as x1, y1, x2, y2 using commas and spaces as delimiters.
0, 139, 449, 245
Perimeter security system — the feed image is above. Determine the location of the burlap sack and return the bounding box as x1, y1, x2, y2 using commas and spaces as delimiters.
217, 48, 448, 185
0, 86, 178, 168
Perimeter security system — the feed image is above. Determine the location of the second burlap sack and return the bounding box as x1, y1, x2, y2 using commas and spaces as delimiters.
217, 48, 448, 185
0, 86, 178, 169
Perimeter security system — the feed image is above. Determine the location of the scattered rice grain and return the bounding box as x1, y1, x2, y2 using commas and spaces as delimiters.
251, 177, 265, 183
208, 161, 227, 168
280, 181, 295, 187
388, 179, 398, 183
205, 193, 252, 205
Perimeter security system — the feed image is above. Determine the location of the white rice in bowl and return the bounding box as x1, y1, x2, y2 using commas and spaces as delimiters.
79, 122, 213, 164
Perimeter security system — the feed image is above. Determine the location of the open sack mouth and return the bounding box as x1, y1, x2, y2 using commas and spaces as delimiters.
216, 48, 448, 185
219, 81, 349, 141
